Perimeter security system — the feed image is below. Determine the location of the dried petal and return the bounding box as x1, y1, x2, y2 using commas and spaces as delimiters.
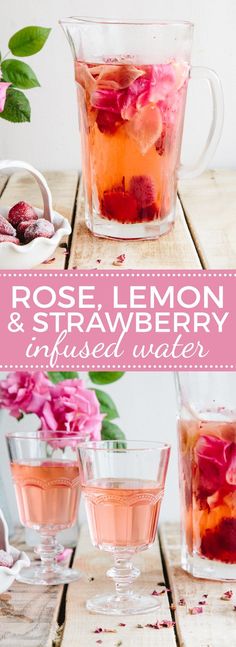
151, 589, 166, 596
189, 607, 204, 615
178, 598, 186, 606
221, 590, 233, 600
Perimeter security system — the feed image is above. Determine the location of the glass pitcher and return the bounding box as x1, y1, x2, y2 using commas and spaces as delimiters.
60, 17, 223, 241
176, 373, 236, 581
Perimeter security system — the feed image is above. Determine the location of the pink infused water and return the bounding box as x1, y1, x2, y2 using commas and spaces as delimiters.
83, 478, 163, 549
75, 59, 189, 234
11, 461, 81, 531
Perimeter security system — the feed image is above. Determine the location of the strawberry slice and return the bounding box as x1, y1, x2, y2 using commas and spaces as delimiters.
102, 191, 138, 223
130, 175, 155, 208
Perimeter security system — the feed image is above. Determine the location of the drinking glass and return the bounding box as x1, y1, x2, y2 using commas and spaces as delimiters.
6, 431, 82, 585
176, 373, 236, 581
60, 17, 223, 240
78, 439, 170, 615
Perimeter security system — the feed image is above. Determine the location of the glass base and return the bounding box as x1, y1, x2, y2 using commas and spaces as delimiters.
86, 209, 174, 240
17, 564, 81, 586
182, 552, 236, 581
86, 592, 160, 615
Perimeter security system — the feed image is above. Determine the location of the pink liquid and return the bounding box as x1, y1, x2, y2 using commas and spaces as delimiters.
11, 461, 81, 531
83, 478, 163, 549
75, 59, 189, 228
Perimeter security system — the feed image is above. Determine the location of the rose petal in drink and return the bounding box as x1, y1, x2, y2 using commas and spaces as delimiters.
194, 434, 232, 498
91, 88, 120, 112
226, 446, 236, 485
201, 517, 236, 563
96, 110, 124, 134
96, 65, 145, 90
125, 104, 163, 154
75, 63, 96, 93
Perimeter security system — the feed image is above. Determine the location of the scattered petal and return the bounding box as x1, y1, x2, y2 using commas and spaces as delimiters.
189, 607, 204, 615
221, 590, 233, 600
151, 589, 166, 596
179, 598, 186, 606
118, 623, 126, 626
42, 257, 56, 264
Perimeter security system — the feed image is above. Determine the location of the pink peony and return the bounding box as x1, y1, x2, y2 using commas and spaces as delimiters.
0, 371, 51, 418
194, 434, 233, 499
39, 379, 103, 442
0, 82, 11, 112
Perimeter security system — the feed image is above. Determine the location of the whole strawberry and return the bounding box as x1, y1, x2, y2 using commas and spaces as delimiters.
17, 220, 37, 242
8, 201, 37, 227
24, 219, 55, 242
0, 214, 16, 236
0, 235, 20, 244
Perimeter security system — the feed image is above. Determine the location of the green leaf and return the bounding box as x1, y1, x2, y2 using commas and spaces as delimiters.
47, 371, 79, 384
101, 419, 125, 441
0, 88, 30, 122
93, 389, 119, 420
89, 372, 125, 385
1, 59, 40, 89
9, 26, 51, 57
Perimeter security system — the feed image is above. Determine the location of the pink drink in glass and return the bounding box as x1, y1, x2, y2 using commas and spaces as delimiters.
75, 59, 189, 233
178, 418, 236, 572
83, 477, 163, 550
11, 461, 81, 531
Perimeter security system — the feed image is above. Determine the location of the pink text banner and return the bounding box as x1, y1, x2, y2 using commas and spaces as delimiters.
0, 270, 236, 371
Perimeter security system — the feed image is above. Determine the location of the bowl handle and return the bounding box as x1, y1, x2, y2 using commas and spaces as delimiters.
0, 159, 53, 222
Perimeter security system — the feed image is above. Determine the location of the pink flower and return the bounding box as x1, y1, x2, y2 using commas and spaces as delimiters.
0, 371, 51, 418
39, 379, 103, 442
0, 82, 11, 112
194, 434, 233, 499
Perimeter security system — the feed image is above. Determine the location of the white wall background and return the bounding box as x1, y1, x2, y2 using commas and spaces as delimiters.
0, 372, 179, 526
0, 0, 236, 169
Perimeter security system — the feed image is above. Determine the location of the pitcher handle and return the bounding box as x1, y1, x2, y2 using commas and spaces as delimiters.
178, 66, 224, 180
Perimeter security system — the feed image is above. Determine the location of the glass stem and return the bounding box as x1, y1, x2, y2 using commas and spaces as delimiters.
107, 553, 140, 600
35, 533, 63, 572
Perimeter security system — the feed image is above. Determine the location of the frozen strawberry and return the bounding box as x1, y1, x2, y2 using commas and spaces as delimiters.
24, 219, 55, 242
0, 549, 13, 568
17, 219, 36, 241
96, 109, 124, 134
102, 190, 138, 223
130, 175, 155, 208
138, 202, 159, 221
8, 201, 37, 227
0, 214, 16, 236
0, 235, 20, 244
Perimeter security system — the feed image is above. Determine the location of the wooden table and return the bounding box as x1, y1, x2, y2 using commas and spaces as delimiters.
1, 524, 235, 647
0, 170, 235, 269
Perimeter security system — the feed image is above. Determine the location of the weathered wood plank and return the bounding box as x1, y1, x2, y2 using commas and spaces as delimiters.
160, 523, 236, 647
68, 181, 201, 269
179, 169, 236, 269
0, 171, 79, 269
61, 524, 176, 647
0, 532, 65, 647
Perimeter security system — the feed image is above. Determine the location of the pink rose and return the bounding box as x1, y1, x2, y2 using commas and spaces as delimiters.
194, 434, 233, 499
0, 371, 51, 418
0, 82, 11, 112
39, 379, 103, 442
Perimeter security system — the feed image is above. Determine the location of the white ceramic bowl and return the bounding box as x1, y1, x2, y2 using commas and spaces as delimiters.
0, 206, 71, 269
0, 509, 30, 593
0, 160, 71, 269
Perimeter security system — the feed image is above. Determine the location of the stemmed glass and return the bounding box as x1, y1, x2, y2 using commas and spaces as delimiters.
78, 440, 170, 615
6, 430, 82, 585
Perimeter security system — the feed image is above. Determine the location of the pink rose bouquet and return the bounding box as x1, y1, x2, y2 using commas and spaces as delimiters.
0, 370, 125, 444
